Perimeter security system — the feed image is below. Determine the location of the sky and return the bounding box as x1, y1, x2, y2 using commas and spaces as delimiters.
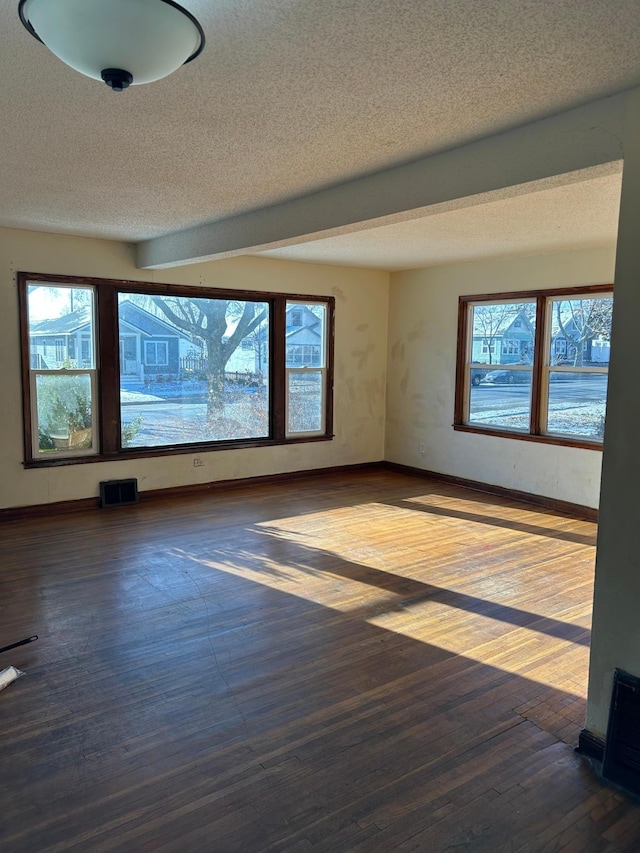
28, 284, 92, 323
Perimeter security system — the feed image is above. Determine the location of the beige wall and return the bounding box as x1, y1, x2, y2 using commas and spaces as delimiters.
386, 246, 616, 508
0, 227, 389, 509
0, 227, 619, 512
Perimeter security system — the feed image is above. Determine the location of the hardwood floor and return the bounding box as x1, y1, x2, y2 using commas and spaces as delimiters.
1, 470, 639, 852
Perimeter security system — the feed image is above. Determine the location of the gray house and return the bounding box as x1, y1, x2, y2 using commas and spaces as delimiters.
30, 301, 199, 382
550, 316, 611, 365
117, 301, 199, 382
471, 308, 535, 367
29, 308, 94, 370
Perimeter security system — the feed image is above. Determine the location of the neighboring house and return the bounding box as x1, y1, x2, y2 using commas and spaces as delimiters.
550, 316, 611, 365
285, 304, 323, 366
118, 301, 199, 381
31, 301, 322, 383
30, 301, 201, 381
589, 338, 611, 364
29, 308, 93, 369
471, 308, 535, 366
224, 303, 322, 374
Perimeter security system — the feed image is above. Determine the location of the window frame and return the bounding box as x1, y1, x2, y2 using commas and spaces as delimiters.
454, 283, 613, 450
19, 272, 335, 467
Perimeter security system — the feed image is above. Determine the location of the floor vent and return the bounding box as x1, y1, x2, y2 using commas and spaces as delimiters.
603, 669, 640, 797
100, 478, 139, 508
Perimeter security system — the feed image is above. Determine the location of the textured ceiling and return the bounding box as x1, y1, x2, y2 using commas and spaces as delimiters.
258, 172, 622, 270
0, 0, 638, 258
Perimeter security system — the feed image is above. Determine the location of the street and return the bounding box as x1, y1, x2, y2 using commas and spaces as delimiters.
469, 374, 607, 436
470, 375, 607, 413
119, 376, 608, 446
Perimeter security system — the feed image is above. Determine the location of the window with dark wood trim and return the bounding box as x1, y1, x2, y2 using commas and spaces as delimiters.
19, 272, 335, 467
454, 284, 613, 449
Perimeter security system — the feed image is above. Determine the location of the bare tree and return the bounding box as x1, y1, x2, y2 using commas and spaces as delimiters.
151, 296, 267, 421
554, 298, 613, 366
245, 321, 269, 376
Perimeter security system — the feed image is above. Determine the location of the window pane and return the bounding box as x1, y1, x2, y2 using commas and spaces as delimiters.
468, 369, 532, 432
471, 302, 536, 368
467, 301, 535, 430
549, 297, 612, 366
288, 371, 323, 433
35, 373, 95, 452
28, 284, 95, 369
118, 294, 269, 447
286, 303, 326, 367
546, 372, 608, 440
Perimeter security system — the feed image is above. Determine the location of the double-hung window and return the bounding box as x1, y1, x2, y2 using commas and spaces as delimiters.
20, 274, 334, 465
24, 282, 99, 459
285, 301, 329, 436
455, 285, 613, 447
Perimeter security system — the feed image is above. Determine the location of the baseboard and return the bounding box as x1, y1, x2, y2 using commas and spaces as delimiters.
0, 496, 101, 521
138, 461, 386, 504
0, 460, 597, 523
576, 728, 605, 761
383, 462, 598, 522
0, 461, 386, 521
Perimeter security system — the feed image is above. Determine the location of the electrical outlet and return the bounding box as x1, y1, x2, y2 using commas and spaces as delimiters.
418, 442, 425, 454
193, 457, 205, 467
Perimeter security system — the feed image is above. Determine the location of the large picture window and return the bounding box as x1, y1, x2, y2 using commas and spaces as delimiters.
19, 274, 334, 465
118, 292, 270, 448
455, 285, 612, 448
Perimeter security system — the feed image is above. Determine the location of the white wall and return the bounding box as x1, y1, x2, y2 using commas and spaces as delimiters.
0, 227, 389, 509
386, 246, 616, 508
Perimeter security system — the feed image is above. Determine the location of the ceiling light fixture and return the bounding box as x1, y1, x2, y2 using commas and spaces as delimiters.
18, 0, 205, 92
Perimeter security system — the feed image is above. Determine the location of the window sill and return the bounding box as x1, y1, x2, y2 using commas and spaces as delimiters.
453, 423, 603, 451
24, 433, 335, 468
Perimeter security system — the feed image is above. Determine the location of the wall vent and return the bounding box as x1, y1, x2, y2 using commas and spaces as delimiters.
602, 668, 640, 797
100, 478, 139, 508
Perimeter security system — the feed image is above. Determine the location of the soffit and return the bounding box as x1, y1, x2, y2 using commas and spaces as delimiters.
256, 172, 622, 270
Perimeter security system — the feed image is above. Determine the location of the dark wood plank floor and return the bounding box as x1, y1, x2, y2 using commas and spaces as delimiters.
1, 470, 639, 852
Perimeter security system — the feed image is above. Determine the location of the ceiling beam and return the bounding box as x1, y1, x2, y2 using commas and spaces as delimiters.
137, 92, 627, 270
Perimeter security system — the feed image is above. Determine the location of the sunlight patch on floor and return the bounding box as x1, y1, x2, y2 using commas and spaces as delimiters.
176, 547, 588, 697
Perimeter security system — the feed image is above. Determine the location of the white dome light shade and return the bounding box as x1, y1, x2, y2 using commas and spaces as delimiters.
19, 0, 205, 90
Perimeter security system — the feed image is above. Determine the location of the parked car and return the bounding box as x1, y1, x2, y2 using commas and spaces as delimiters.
484, 369, 531, 384
471, 368, 487, 386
